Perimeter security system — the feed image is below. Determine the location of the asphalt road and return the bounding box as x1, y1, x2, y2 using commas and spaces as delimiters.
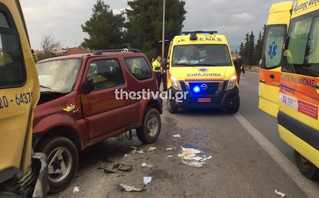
50, 72, 319, 198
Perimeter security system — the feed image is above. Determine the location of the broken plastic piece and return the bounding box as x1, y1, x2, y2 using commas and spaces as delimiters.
137, 150, 144, 154
192, 156, 203, 161
167, 155, 173, 158
104, 163, 133, 173
166, 148, 173, 151
118, 184, 144, 192
178, 147, 201, 160
173, 134, 182, 138
147, 147, 157, 152
141, 163, 153, 168
124, 154, 129, 157
72, 186, 79, 193
181, 160, 204, 168
184, 144, 199, 149
143, 176, 152, 185
274, 189, 286, 197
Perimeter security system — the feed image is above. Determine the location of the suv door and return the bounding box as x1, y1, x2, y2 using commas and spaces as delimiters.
258, 1, 292, 117
81, 58, 128, 138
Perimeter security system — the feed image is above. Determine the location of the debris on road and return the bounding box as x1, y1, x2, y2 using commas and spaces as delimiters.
184, 144, 199, 149
173, 134, 182, 138
104, 163, 133, 173
178, 147, 202, 160
147, 147, 157, 152
72, 185, 80, 193
274, 189, 286, 197
143, 176, 152, 185
200, 155, 212, 162
166, 148, 173, 151
124, 154, 130, 157
141, 163, 153, 168
167, 155, 174, 158
181, 160, 204, 168
136, 150, 144, 154
118, 184, 144, 192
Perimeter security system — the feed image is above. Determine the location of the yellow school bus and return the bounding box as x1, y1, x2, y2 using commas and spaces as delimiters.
166, 31, 239, 113
0, 0, 47, 197
260, 0, 319, 179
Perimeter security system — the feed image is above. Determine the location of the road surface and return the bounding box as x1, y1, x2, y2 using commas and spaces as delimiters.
50, 71, 319, 198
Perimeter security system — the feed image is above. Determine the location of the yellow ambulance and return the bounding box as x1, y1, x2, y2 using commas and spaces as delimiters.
259, 0, 319, 179
166, 31, 239, 113
0, 0, 47, 197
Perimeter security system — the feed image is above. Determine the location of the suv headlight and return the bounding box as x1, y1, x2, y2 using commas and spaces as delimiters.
170, 75, 182, 90
226, 75, 237, 90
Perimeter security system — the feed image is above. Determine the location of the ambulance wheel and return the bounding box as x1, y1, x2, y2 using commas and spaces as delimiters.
295, 150, 319, 179
137, 108, 161, 144
226, 96, 240, 113
167, 99, 178, 113
37, 136, 78, 193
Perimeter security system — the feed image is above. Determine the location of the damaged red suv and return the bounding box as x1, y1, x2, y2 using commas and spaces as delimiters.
33, 49, 162, 192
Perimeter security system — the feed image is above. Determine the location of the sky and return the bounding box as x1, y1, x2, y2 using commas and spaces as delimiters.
20, 0, 291, 51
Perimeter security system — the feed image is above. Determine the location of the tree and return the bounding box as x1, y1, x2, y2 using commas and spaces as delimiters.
254, 31, 263, 65
125, 0, 186, 59
248, 31, 255, 65
81, 0, 125, 50
40, 34, 61, 58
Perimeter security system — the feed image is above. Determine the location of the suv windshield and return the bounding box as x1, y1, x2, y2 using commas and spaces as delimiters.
172, 44, 232, 67
37, 58, 82, 93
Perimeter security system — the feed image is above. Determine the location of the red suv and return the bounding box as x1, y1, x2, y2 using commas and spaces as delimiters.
33, 49, 162, 192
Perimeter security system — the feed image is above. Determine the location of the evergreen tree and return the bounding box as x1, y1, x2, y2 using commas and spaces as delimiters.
81, 0, 126, 50
248, 31, 255, 65
254, 31, 263, 65
125, 0, 186, 59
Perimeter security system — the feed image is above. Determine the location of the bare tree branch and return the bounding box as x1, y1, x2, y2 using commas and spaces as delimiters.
40, 34, 61, 55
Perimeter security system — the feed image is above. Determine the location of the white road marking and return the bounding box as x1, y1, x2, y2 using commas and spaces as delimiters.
234, 113, 319, 198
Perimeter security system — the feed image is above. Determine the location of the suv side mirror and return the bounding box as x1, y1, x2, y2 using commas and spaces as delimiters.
83, 78, 94, 94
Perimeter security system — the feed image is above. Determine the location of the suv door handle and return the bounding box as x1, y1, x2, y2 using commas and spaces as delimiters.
259, 80, 265, 83
269, 74, 275, 79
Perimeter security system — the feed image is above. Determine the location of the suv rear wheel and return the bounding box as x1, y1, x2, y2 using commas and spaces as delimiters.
137, 108, 161, 143
37, 136, 78, 193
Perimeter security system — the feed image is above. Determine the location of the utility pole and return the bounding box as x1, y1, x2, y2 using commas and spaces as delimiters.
162, 0, 165, 60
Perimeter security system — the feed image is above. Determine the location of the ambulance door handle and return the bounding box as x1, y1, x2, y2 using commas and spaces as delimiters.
259, 80, 265, 83
269, 74, 275, 79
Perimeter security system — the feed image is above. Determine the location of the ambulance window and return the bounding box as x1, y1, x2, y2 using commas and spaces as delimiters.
263, 25, 286, 69
0, 5, 26, 88
282, 16, 319, 77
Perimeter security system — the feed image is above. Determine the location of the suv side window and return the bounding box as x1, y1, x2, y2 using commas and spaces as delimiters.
87, 59, 124, 91
125, 57, 152, 80
0, 5, 26, 88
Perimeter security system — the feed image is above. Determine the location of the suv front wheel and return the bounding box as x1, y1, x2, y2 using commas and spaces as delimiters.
136, 108, 161, 143
37, 136, 78, 193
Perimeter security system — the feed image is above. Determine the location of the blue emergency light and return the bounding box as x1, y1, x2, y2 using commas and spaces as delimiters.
193, 86, 200, 93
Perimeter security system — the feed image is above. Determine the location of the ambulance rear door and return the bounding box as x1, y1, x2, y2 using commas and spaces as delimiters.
258, 1, 293, 117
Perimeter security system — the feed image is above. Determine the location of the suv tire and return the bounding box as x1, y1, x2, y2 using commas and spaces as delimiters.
37, 136, 78, 193
137, 108, 161, 143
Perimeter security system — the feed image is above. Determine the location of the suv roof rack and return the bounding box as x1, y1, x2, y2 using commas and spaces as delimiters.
94, 48, 141, 55
181, 31, 218, 35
